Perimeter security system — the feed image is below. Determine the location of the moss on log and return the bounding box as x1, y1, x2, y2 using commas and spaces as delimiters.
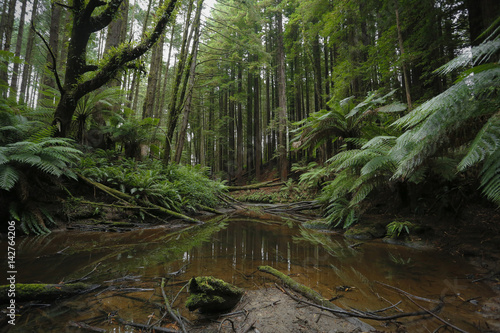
258, 265, 375, 331
78, 173, 202, 224
0, 283, 100, 303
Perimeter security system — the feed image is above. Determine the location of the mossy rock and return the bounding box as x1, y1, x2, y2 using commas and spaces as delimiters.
344, 223, 386, 240
186, 276, 243, 312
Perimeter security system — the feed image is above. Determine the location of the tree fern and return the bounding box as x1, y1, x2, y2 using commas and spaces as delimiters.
1, 109, 82, 234
390, 28, 500, 205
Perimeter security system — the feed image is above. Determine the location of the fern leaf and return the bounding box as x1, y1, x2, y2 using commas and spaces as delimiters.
0, 165, 19, 190
458, 113, 500, 171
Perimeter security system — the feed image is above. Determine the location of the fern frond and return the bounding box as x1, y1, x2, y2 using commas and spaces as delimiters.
28, 125, 58, 143
0, 165, 19, 190
479, 149, 500, 205
458, 113, 500, 171
361, 155, 396, 176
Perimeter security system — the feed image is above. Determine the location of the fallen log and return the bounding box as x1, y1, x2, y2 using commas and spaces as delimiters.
226, 180, 283, 191
0, 283, 100, 303
78, 173, 202, 224
258, 266, 445, 327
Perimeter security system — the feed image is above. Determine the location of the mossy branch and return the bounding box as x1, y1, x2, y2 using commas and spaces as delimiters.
77, 173, 202, 224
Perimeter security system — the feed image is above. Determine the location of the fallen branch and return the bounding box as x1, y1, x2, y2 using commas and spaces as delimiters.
116, 317, 179, 333
78, 173, 202, 224
375, 281, 441, 304
0, 283, 100, 303
161, 278, 188, 333
258, 266, 444, 324
226, 180, 283, 191
405, 295, 470, 333
68, 321, 106, 332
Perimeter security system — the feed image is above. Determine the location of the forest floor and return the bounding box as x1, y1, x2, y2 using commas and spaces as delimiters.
189, 286, 378, 333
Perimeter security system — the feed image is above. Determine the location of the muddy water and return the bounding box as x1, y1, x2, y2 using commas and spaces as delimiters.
0, 214, 496, 332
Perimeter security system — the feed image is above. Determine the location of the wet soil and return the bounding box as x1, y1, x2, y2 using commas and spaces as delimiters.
190, 286, 376, 333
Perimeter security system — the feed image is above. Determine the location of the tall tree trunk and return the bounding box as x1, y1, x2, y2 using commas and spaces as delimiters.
394, 0, 412, 111
174, 3, 203, 163
311, 35, 323, 111
158, 25, 176, 119
20, 0, 39, 104
276, 3, 288, 181
9, 0, 27, 100
0, 0, 16, 96
465, 0, 500, 46
163, 0, 196, 163
142, 0, 164, 119
254, 66, 261, 180
236, 63, 244, 184
38, 3, 62, 107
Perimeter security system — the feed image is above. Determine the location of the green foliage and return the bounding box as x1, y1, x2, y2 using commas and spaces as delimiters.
292, 90, 405, 156
76, 153, 225, 214
386, 221, 414, 238
391, 28, 500, 206
0, 110, 82, 234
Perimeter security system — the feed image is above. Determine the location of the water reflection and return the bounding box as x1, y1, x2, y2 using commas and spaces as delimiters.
0, 214, 495, 332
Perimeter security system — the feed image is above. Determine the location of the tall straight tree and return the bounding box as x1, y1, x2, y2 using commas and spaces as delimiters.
276, 0, 288, 181
9, 0, 27, 100
163, 0, 197, 163
49, 0, 179, 137
38, 2, 62, 106
19, 0, 39, 104
174, 0, 204, 163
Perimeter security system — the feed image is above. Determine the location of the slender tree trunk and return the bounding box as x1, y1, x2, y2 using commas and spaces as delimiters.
174, 3, 202, 163
20, 0, 38, 104
0, 0, 16, 96
158, 25, 176, 119
236, 63, 244, 184
9, 0, 27, 100
142, 0, 164, 119
163, 0, 196, 163
38, 3, 62, 107
276, 3, 288, 181
394, 0, 412, 111
254, 66, 261, 181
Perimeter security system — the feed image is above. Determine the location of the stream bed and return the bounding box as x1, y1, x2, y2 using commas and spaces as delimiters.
0, 212, 497, 332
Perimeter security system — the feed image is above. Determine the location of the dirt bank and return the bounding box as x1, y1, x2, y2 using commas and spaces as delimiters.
190, 286, 376, 333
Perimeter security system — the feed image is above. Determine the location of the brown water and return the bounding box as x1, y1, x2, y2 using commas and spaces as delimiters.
0, 213, 496, 332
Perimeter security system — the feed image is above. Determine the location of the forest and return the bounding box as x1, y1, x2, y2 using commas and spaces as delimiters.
0, 0, 499, 234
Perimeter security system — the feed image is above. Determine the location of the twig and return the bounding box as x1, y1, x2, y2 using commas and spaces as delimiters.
65, 262, 101, 284
404, 295, 470, 333
68, 321, 106, 332
375, 281, 441, 304
116, 317, 179, 332
218, 318, 236, 332
161, 278, 188, 333
282, 287, 444, 321
171, 281, 189, 305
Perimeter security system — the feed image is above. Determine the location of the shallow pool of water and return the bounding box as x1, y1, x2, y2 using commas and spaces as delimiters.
0, 213, 496, 332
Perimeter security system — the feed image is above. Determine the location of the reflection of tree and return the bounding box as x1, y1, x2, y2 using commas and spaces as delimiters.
293, 226, 356, 259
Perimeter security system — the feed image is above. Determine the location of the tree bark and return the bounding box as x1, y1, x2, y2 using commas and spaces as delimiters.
174, 2, 203, 163
0, 0, 16, 96
163, 0, 195, 163
394, 0, 412, 111
38, 2, 62, 107
9, 0, 27, 100
276, 2, 288, 182
53, 0, 179, 137
19, 0, 39, 104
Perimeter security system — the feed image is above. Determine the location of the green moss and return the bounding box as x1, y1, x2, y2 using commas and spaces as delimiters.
185, 276, 243, 312
0, 283, 98, 303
